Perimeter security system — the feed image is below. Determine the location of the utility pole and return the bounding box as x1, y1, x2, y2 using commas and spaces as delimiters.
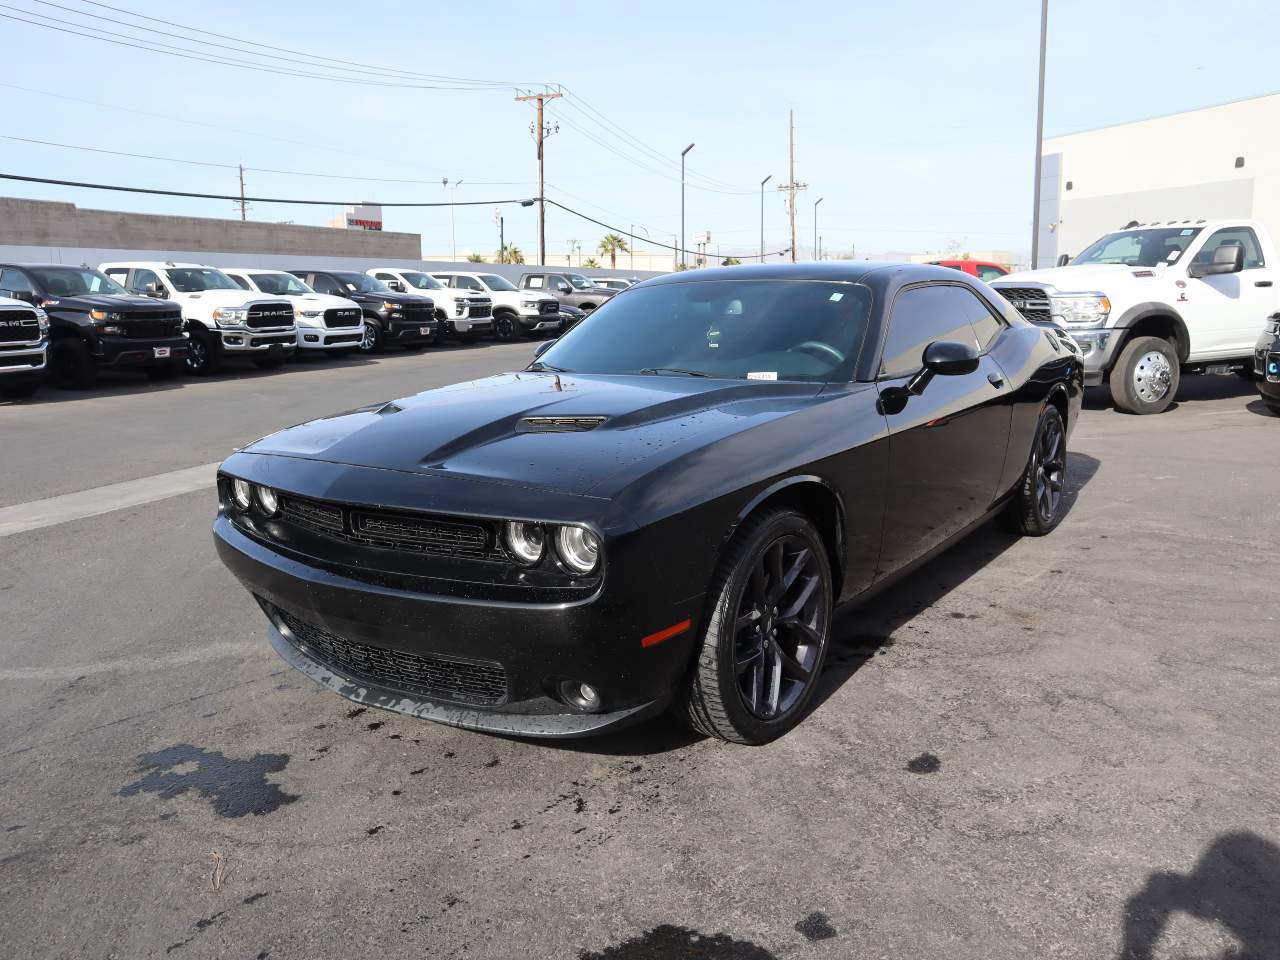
238, 164, 247, 221
813, 197, 824, 261
777, 111, 806, 263
495, 207, 505, 264
516, 90, 562, 266
1031, 0, 1049, 268
680, 143, 695, 269
760, 175, 771, 262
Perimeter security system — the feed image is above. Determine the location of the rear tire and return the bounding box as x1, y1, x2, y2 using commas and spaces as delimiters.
1002, 405, 1068, 537
1109, 335, 1179, 414
50, 338, 97, 389
677, 508, 833, 745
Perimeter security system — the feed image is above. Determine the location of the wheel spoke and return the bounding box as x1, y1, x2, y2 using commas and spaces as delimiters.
771, 638, 811, 682
764, 643, 782, 716
766, 542, 785, 603
735, 608, 761, 634
781, 548, 810, 594
735, 645, 763, 675
781, 573, 819, 619
751, 654, 766, 711
783, 619, 822, 647
750, 561, 767, 604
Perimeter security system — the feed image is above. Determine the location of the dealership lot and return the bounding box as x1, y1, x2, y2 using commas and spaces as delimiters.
1, 350, 1277, 959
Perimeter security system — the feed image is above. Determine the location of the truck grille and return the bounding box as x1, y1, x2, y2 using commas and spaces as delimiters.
469, 303, 492, 319
246, 302, 295, 328
260, 599, 509, 706
994, 286, 1052, 323
0, 308, 40, 343
401, 304, 434, 323
539, 300, 559, 316
324, 307, 361, 328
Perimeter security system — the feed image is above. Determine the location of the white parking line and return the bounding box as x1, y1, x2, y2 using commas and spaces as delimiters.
0, 462, 220, 537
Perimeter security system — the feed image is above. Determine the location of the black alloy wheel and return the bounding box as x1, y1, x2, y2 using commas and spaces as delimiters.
679, 507, 833, 744
494, 312, 519, 342
1004, 404, 1068, 536
186, 328, 221, 376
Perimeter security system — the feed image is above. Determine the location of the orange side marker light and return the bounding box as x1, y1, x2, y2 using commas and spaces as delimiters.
641, 618, 692, 648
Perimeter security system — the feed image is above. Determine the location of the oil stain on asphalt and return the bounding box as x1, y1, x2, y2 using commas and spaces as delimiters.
117, 744, 298, 817
907, 752, 942, 774
793, 912, 837, 941
577, 924, 778, 959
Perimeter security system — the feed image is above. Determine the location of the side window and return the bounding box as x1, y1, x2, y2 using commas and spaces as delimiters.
960, 289, 1006, 351
1196, 227, 1265, 269
133, 268, 165, 294
455, 276, 481, 291
879, 285, 982, 378
0, 268, 35, 296
375, 272, 397, 281
104, 268, 130, 286
976, 265, 1007, 282
550, 275, 571, 291
311, 274, 341, 296
525, 275, 544, 288
229, 274, 253, 291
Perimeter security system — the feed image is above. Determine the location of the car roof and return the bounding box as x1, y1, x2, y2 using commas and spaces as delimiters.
633, 260, 967, 288
99, 261, 207, 269
222, 267, 291, 274
0, 262, 108, 270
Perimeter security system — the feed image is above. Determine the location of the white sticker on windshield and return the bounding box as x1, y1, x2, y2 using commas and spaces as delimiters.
1167, 250, 1181, 262
1180, 229, 1194, 236
829, 292, 844, 301
747, 371, 777, 381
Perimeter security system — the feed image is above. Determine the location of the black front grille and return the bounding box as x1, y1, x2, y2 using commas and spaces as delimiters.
539, 301, 559, 316
123, 308, 182, 322
470, 304, 492, 319
280, 494, 503, 561
120, 320, 182, 339
251, 334, 295, 346
261, 599, 508, 706
401, 305, 435, 323
0, 351, 43, 368
994, 286, 1052, 323
246, 302, 295, 328
324, 308, 361, 328
0, 309, 39, 343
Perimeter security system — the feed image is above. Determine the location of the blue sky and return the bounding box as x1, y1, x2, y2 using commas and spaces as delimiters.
2, 0, 1277, 263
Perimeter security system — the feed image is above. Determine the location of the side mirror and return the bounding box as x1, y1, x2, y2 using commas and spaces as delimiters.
387, 280, 404, 292
144, 281, 166, 297
907, 340, 980, 395
534, 338, 557, 359
1056, 254, 1071, 267
556, 283, 571, 293
1188, 244, 1244, 278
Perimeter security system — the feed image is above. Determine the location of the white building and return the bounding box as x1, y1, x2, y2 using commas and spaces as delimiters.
1036, 92, 1280, 267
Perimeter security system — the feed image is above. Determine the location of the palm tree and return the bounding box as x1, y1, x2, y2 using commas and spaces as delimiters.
597, 233, 629, 269
721, 257, 742, 266
583, 256, 601, 268
497, 244, 524, 265
466, 253, 485, 263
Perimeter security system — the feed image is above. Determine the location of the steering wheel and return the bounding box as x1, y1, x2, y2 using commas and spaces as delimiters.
789, 340, 845, 364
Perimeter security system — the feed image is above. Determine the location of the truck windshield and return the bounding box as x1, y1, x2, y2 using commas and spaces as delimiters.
332, 272, 388, 294
167, 268, 242, 293
251, 273, 312, 295
401, 271, 445, 291
1073, 227, 1203, 267
566, 273, 592, 290
29, 267, 128, 297
480, 274, 517, 292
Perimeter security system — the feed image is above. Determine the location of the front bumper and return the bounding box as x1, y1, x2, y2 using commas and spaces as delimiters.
296, 326, 364, 350
97, 334, 189, 367
218, 326, 299, 353
0, 341, 48, 375
384, 317, 437, 342
448, 316, 494, 335
1256, 332, 1280, 401
1064, 328, 1116, 386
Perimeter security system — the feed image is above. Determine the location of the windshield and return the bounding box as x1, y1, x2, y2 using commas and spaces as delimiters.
166, 267, 242, 293
401, 271, 445, 291
480, 274, 517, 292
536, 279, 873, 382
333, 272, 389, 294
250, 273, 312, 296
1073, 227, 1203, 267
566, 273, 592, 290
29, 267, 128, 297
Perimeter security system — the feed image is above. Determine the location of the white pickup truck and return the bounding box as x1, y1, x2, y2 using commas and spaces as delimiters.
100, 261, 297, 375
992, 219, 1276, 414
428, 270, 562, 341
222, 268, 364, 354
365, 267, 493, 342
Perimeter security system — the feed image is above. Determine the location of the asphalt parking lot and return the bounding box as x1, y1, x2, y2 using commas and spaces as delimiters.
1, 350, 1277, 960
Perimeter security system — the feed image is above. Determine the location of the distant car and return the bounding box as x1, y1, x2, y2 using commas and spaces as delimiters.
429, 271, 561, 342
366, 268, 493, 342
0, 294, 48, 399
1, 263, 187, 388
1256, 312, 1280, 415
518, 271, 618, 313
222, 269, 363, 355
929, 260, 1009, 282
558, 303, 586, 332
288, 270, 437, 353
592, 278, 635, 292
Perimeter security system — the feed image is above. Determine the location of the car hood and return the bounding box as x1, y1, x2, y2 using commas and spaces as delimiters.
244, 372, 823, 497
288, 293, 360, 310
995, 263, 1162, 291
47, 293, 178, 311
169, 288, 274, 306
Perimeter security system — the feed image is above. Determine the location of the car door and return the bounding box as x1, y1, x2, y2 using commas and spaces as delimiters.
875, 283, 1014, 577
1186, 226, 1273, 356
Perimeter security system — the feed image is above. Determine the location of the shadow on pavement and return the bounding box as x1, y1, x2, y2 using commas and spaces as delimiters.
1118, 831, 1280, 960
1084, 375, 1257, 414
1245, 397, 1279, 418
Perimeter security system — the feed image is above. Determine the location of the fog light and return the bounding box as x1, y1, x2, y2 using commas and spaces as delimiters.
256, 484, 279, 516
558, 680, 602, 712
230, 478, 253, 511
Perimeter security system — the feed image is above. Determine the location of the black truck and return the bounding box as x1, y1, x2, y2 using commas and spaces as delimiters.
288, 269, 437, 352
0, 263, 187, 388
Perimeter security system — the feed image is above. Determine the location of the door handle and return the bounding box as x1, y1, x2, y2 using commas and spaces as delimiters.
1255, 280, 1273, 287
987, 372, 1005, 388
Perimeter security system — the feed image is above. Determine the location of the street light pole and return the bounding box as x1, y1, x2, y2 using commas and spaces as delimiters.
813, 197, 824, 261
1031, 0, 1049, 268
760, 175, 771, 262
445, 178, 463, 260
680, 143, 695, 269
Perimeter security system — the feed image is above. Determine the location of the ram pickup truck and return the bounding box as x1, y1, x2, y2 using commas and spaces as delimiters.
366, 267, 493, 342
428, 270, 561, 341
0, 263, 187, 388
518, 270, 617, 313
992, 219, 1277, 414
100, 261, 296, 376
0, 294, 48, 399
291, 269, 436, 353
223, 269, 364, 354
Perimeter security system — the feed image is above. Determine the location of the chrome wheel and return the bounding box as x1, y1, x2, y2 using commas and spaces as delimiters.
733, 535, 828, 720
1133, 349, 1173, 404
1034, 413, 1066, 522
358, 321, 378, 352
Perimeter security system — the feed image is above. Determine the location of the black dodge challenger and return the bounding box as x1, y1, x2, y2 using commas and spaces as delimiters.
214, 262, 1082, 744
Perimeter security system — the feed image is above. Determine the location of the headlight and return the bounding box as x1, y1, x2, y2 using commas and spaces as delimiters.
212, 307, 248, 326
89, 309, 124, 322
255, 484, 279, 516
35, 308, 48, 332
383, 301, 402, 312
520, 300, 539, 309
454, 300, 467, 316
230, 478, 253, 511
1050, 294, 1110, 328
556, 525, 601, 574
505, 521, 546, 564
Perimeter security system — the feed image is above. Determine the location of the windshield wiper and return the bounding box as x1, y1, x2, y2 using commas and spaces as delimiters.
638, 367, 713, 378
527, 361, 570, 373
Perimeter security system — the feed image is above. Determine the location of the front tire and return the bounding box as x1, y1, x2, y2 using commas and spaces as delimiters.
1003, 405, 1068, 536
1109, 335, 1179, 414
493, 312, 520, 342
50, 338, 98, 389
678, 508, 833, 745
358, 319, 384, 354
186, 327, 221, 376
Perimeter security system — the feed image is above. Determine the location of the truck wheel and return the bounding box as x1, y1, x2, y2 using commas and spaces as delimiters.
1002, 405, 1068, 536
493, 312, 520, 342
186, 328, 221, 376
0, 377, 40, 399
358, 319, 383, 354
1109, 335, 1179, 415
51, 338, 98, 389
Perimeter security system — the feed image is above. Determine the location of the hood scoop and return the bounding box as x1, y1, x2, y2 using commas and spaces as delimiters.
516, 415, 607, 433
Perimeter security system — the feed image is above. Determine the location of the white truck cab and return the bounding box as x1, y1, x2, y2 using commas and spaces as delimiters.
428, 271, 562, 341
993, 219, 1277, 413
366, 267, 493, 341
99, 261, 297, 375
222, 268, 364, 353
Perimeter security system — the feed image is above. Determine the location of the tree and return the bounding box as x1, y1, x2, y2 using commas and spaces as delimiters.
597, 233, 629, 269
583, 256, 601, 268
721, 257, 742, 266
466, 253, 484, 263
498, 244, 524, 265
